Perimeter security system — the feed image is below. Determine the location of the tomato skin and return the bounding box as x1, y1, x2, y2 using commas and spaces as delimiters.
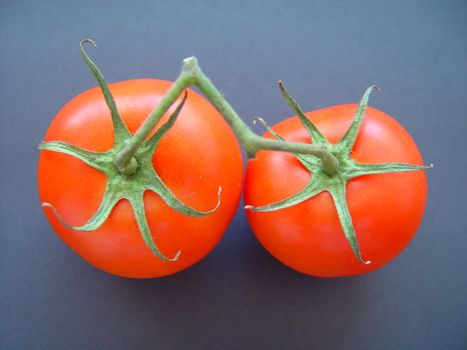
244, 104, 427, 277
38, 79, 243, 278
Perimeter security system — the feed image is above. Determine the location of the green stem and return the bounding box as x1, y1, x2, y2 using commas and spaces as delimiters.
114, 73, 193, 170
115, 57, 339, 175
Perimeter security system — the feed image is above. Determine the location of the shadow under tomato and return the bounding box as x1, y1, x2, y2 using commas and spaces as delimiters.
105, 215, 377, 349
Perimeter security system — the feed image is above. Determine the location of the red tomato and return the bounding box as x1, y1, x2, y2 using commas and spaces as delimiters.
38, 79, 243, 278
244, 104, 427, 277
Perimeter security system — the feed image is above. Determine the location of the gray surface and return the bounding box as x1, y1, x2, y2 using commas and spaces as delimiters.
1, 1, 466, 349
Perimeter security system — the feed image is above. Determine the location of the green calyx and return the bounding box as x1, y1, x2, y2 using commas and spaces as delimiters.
245, 83, 432, 264
40, 40, 221, 262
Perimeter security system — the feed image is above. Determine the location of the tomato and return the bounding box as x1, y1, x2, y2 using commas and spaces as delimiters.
244, 104, 427, 277
38, 79, 243, 278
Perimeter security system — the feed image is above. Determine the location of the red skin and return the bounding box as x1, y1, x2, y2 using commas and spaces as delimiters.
244, 105, 427, 277
38, 79, 243, 278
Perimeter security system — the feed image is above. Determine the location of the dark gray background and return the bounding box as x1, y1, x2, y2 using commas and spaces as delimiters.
1, 1, 466, 349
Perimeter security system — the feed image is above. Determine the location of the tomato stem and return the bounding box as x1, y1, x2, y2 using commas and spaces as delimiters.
114, 57, 339, 176
114, 73, 193, 171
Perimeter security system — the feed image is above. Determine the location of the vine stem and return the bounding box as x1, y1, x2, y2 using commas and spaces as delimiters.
115, 57, 339, 175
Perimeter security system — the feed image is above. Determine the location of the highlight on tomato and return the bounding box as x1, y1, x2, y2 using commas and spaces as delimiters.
38, 40, 243, 278
244, 83, 431, 277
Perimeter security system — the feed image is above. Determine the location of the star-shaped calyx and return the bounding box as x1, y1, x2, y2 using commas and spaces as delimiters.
246, 82, 432, 264
40, 40, 221, 262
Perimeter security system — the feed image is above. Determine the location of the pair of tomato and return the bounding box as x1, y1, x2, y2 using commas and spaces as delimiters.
38, 79, 427, 278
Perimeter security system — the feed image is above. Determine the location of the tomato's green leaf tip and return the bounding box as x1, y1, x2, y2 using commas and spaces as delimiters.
41, 202, 76, 230
42, 187, 121, 232
146, 171, 222, 217
253, 116, 285, 141
336, 85, 379, 155
279, 81, 328, 145
39, 140, 112, 172
142, 91, 188, 155
329, 183, 372, 264
80, 38, 96, 49
129, 194, 182, 262
245, 177, 324, 212
79, 39, 131, 144
347, 161, 433, 179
